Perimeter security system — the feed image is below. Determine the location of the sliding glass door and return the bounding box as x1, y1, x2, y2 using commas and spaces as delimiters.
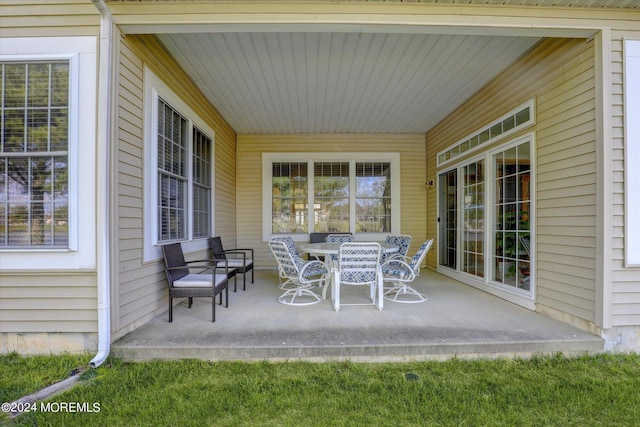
438, 160, 485, 279
462, 160, 485, 278
437, 136, 533, 298
438, 170, 457, 270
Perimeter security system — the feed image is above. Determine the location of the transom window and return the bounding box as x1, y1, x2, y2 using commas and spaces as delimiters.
437, 99, 534, 166
0, 61, 69, 248
263, 153, 400, 241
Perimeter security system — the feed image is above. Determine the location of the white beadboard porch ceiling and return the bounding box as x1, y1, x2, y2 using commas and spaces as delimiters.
158, 32, 540, 134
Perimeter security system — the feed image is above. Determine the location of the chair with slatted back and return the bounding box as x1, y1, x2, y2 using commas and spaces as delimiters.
271, 236, 305, 290
518, 235, 531, 287
326, 234, 353, 243
161, 242, 230, 322
325, 234, 354, 263
381, 234, 412, 263
269, 240, 329, 306
381, 239, 433, 303
332, 242, 383, 311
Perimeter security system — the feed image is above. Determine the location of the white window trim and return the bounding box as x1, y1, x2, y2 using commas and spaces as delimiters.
143, 67, 215, 262
0, 36, 96, 271
624, 39, 640, 267
262, 152, 401, 242
436, 133, 536, 310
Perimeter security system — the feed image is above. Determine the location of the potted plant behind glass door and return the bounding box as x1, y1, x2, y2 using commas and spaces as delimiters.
495, 208, 529, 284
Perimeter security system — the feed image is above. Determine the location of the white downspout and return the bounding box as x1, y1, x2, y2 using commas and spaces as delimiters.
90, 0, 113, 368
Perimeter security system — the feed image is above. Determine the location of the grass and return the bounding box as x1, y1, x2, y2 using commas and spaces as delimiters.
1, 353, 639, 426
0, 352, 91, 404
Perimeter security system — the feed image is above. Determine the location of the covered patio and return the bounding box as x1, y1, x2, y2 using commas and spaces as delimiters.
1, 0, 638, 361
112, 269, 603, 362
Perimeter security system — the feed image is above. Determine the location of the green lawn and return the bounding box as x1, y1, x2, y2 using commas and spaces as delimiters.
2, 353, 639, 426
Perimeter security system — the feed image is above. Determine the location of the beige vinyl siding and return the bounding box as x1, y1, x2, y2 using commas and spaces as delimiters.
237, 133, 427, 268
611, 31, 640, 326
0, 0, 99, 38
0, 273, 97, 332
112, 34, 237, 339
115, 34, 153, 338
536, 40, 597, 322
427, 38, 598, 323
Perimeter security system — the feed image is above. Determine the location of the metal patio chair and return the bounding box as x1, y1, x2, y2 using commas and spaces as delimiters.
209, 236, 254, 291
332, 242, 383, 311
161, 242, 231, 322
325, 234, 354, 262
326, 234, 353, 243
381, 239, 434, 303
269, 240, 330, 306
271, 236, 306, 289
518, 235, 531, 287
381, 234, 412, 263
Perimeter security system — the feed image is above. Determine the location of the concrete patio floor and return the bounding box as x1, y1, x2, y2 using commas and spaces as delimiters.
111, 269, 604, 362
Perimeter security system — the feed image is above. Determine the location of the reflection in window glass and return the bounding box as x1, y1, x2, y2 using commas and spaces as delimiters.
493, 141, 531, 290
272, 162, 308, 233
462, 160, 484, 278
356, 162, 391, 233
438, 169, 457, 269
269, 159, 395, 235
0, 62, 69, 248
314, 162, 349, 233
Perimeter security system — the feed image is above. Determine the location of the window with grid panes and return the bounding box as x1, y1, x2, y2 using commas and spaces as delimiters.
266, 155, 398, 238
355, 162, 391, 233
314, 162, 349, 233
156, 98, 212, 243
0, 61, 69, 248
157, 99, 188, 241
192, 127, 211, 239
271, 162, 308, 233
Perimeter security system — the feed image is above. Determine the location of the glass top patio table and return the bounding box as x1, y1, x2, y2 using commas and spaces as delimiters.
299, 242, 399, 257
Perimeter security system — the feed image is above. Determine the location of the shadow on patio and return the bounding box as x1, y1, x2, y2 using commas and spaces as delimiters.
112, 269, 603, 362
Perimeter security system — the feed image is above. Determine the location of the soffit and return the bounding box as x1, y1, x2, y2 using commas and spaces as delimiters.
158, 32, 540, 134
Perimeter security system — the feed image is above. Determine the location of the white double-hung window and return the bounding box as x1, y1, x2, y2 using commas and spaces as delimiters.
0, 36, 96, 270
144, 67, 214, 261
263, 152, 400, 241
